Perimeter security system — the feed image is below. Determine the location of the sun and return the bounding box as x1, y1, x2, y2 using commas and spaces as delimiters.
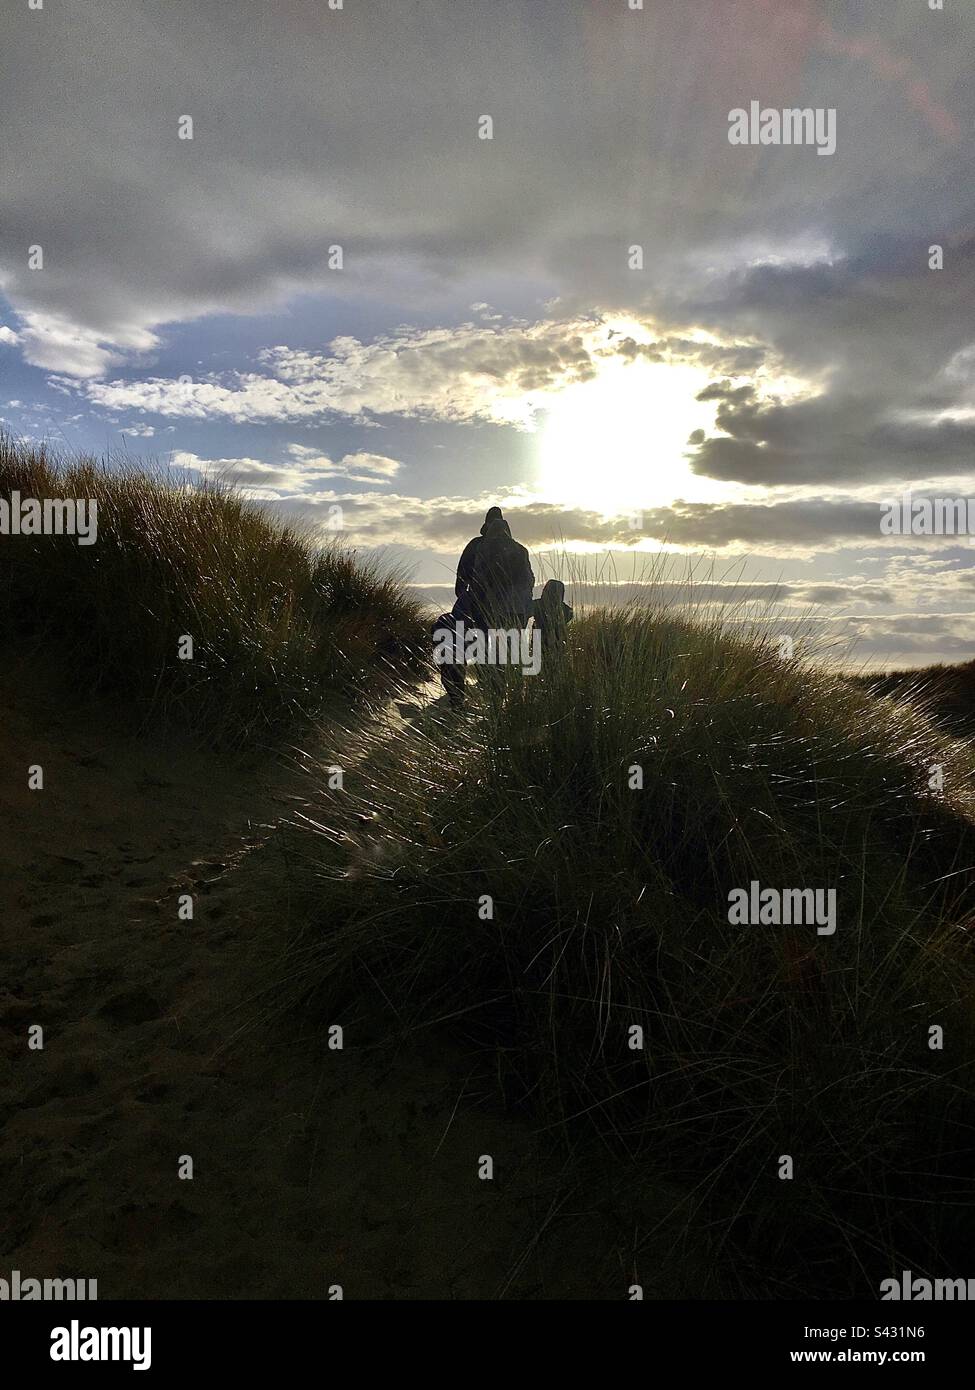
536, 357, 723, 517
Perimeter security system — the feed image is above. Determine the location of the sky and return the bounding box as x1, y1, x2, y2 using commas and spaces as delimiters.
2, 0, 974, 668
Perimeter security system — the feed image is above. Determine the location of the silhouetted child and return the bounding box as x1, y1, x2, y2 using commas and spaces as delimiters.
531, 580, 572, 655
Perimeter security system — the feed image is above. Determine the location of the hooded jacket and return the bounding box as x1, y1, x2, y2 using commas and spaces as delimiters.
455, 508, 507, 599
531, 579, 573, 645
469, 519, 534, 621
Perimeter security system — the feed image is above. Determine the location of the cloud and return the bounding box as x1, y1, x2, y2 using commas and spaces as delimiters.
81, 319, 607, 423
333, 451, 400, 481
794, 584, 893, 606
79, 318, 769, 439
672, 232, 975, 488
689, 386, 975, 486
68, 234, 975, 512
158, 446, 975, 557
170, 445, 402, 495
248, 487, 912, 558
5, 0, 975, 671
286, 443, 401, 482
169, 451, 292, 496
2, 0, 972, 376
410, 577, 894, 611
11, 311, 151, 378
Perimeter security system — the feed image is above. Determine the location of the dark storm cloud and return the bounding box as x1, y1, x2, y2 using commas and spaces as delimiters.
681, 235, 975, 396
688, 381, 975, 485
680, 234, 975, 485
2, 0, 972, 383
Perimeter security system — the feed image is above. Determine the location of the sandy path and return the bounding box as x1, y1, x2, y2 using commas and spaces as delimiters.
1, 665, 620, 1298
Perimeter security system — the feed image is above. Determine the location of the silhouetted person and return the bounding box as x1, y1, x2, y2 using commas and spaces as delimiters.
456, 506, 507, 601
470, 517, 534, 628
531, 579, 573, 653
431, 592, 472, 707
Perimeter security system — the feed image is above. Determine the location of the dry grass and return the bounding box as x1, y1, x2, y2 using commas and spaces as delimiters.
0, 436, 425, 745
284, 603, 975, 1295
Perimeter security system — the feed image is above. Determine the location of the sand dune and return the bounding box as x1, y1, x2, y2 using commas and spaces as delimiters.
1, 659, 632, 1299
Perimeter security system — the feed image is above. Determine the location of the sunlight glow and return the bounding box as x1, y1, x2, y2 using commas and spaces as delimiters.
537, 357, 729, 516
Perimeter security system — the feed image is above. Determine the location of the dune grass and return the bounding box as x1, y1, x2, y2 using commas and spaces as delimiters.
286, 604, 975, 1295
856, 660, 975, 740
7, 435, 973, 1292
0, 436, 425, 745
